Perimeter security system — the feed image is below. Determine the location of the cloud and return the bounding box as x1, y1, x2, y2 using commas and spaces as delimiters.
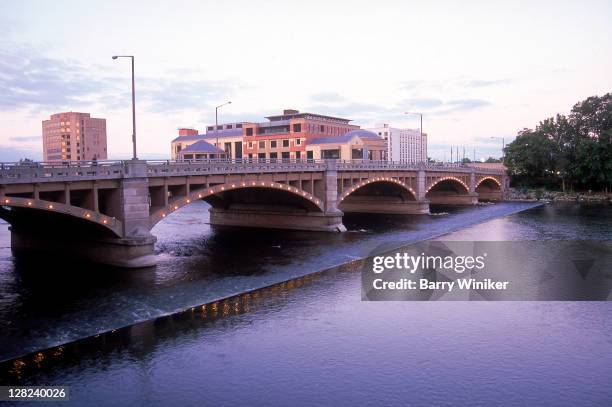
310, 92, 346, 103
0, 48, 121, 112
305, 96, 491, 124
0, 46, 240, 115
0, 146, 42, 162
140, 78, 238, 113
465, 79, 511, 88
9, 135, 40, 143
401, 77, 514, 93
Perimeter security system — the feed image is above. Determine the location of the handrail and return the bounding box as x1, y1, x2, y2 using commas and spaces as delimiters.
0, 159, 505, 184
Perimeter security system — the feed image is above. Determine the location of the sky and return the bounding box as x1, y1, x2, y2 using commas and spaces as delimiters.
1, 0, 611, 161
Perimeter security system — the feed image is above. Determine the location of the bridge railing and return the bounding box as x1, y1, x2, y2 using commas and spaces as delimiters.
0, 159, 505, 183
146, 159, 329, 175
0, 160, 126, 183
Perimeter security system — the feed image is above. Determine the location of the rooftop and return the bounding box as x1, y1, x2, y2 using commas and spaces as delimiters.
308, 130, 381, 145
180, 140, 225, 154
265, 109, 353, 124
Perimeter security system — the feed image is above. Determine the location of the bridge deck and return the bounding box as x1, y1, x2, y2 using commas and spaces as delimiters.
0, 160, 504, 184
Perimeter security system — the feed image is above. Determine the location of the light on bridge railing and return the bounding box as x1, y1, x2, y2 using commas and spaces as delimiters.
48, 204, 54, 209
186, 199, 191, 203
102, 219, 108, 224
174, 205, 178, 210
162, 213, 166, 218
198, 194, 202, 198
4, 198, 9, 204
84, 213, 91, 218
27, 201, 32, 206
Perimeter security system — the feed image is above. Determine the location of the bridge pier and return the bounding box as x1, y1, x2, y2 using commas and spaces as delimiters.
209, 206, 345, 232
427, 193, 479, 205
339, 197, 430, 214
9, 227, 157, 268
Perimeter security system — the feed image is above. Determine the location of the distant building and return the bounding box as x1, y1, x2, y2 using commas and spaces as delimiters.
171, 109, 396, 161
42, 112, 107, 162
305, 130, 386, 161
368, 123, 427, 163
177, 140, 227, 161
171, 125, 245, 160
242, 109, 359, 161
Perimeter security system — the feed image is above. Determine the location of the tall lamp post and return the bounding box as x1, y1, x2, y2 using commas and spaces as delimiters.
490, 136, 505, 162
404, 111, 423, 138
215, 101, 232, 157
112, 55, 137, 160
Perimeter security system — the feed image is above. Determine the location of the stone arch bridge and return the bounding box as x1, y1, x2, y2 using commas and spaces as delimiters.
0, 160, 507, 267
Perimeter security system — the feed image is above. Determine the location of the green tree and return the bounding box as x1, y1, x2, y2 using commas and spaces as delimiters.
504, 93, 612, 191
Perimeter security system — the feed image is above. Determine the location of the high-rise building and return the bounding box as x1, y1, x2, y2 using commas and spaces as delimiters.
42, 112, 107, 162
368, 123, 427, 163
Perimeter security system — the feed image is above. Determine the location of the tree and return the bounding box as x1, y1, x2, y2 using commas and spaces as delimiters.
504, 93, 612, 191
484, 157, 501, 163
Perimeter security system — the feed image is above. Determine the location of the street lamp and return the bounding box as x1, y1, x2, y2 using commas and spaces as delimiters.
112, 55, 137, 160
215, 101, 232, 155
404, 112, 423, 139
490, 136, 505, 162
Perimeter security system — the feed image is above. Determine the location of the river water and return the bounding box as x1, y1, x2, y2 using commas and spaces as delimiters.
0, 201, 611, 406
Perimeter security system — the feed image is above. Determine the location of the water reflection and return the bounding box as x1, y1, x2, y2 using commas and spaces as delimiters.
1, 201, 548, 360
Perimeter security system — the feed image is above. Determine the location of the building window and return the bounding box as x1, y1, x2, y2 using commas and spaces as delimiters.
259, 141, 265, 149
293, 123, 301, 132
246, 128, 254, 136
296, 138, 301, 145
216, 125, 223, 130
236, 124, 243, 128
207, 126, 214, 131
248, 142, 253, 148
270, 140, 277, 148
226, 124, 233, 129
282, 139, 289, 147
295, 151, 301, 159
320, 125, 325, 132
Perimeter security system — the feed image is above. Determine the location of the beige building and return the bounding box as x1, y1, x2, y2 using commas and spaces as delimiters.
305, 130, 386, 161
171, 126, 245, 160
42, 112, 107, 162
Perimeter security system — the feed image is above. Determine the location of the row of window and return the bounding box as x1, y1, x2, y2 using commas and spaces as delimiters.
246, 139, 301, 149
241, 123, 348, 136
246, 151, 311, 160
206, 123, 243, 131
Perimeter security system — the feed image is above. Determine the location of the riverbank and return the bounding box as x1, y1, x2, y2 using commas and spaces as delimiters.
0, 201, 542, 362
507, 188, 611, 202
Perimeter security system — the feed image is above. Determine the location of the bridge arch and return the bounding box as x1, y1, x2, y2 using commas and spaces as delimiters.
425, 176, 476, 205
0, 196, 123, 237
475, 176, 502, 201
426, 177, 470, 195
149, 181, 324, 228
476, 176, 501, 189
338, 177, 417, 203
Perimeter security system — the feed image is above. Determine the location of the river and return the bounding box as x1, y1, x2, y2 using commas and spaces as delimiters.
0, 201, 610, 406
